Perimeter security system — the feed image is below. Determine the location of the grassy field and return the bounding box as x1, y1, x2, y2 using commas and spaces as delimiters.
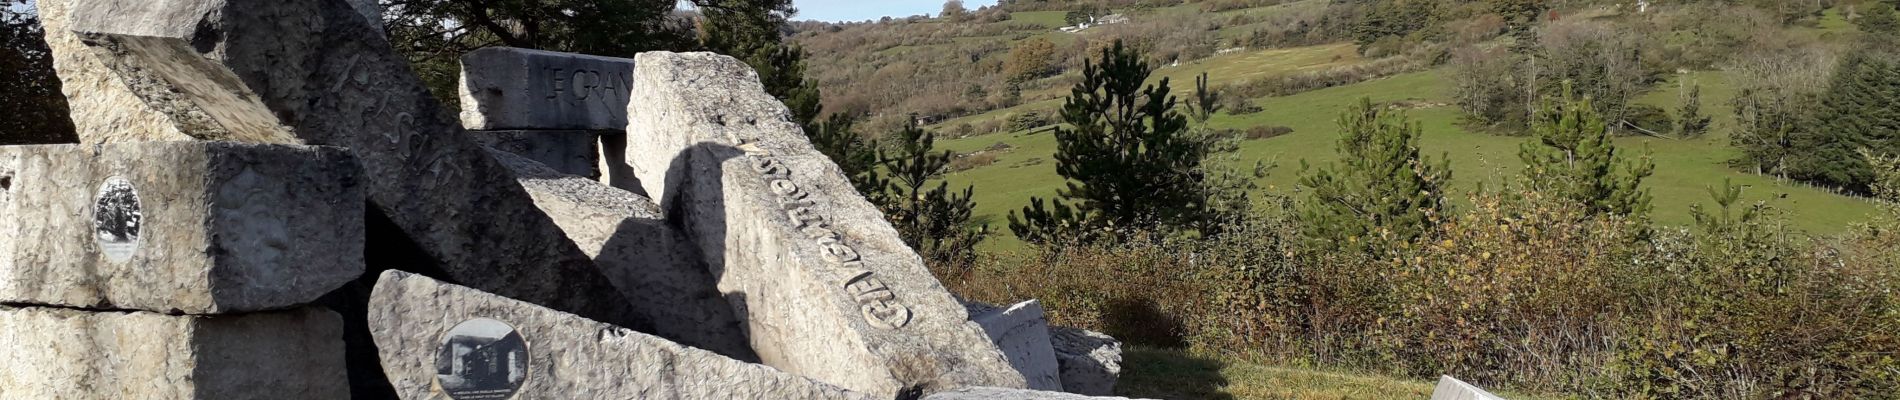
1118, 347, 1560, 399
934, 44, 1882, 252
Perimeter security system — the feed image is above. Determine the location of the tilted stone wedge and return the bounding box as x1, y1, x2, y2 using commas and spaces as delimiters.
969, 300, 1065, 391
485, 149, 756, 361
43, 0, 644, 328
0, 306, 348, 399
624, 51, 1026, 395
368, 270, 876, 400
0, 142, 362, 314
1053, 326, 1125, 396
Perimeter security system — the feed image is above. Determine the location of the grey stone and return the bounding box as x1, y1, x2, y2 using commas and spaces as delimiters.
1432, 376, 1507, 400
484, 148, 756, 361
598, 131, 645, 195
49, 0, 646, 328
970, 300, 1064, 391
368, 270, 877, 400
0, 142, 362, 314
625, 51, 1025, 395
0, 305, 347, 399
459, 47, 634, 131
472, 130, 602, 179
1052, 327, 1124, 396
346, 0, 381, 34
926, 387, 1145, 399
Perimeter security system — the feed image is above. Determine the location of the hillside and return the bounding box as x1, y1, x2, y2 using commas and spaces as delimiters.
794, 0, 1886, 252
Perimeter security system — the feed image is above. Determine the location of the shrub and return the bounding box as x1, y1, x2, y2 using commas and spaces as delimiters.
1243, 126, 1293, 140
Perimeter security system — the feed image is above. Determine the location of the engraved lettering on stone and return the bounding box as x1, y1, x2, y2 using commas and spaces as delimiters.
437, 318, 529, 400
748, 155, 914, 330
93, 176, 141, 263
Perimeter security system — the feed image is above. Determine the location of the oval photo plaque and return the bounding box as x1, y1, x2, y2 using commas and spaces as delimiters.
93, 176, 141, 263
436, 318, 529, 400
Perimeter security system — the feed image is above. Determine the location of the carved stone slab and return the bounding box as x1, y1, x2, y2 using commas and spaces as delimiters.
473, 130, 602, 179
970, 300, 1065, 391
485, 149, 756, 361
459, 47, 634, 131
0, 306, 347, 399
368, 271, 876, 400
624, 51, 1026, 396
0, 142, 362, 314
47, 0, 644, 328
1431, 376, 1507, 400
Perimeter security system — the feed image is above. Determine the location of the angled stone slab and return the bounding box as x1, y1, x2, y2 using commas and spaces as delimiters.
926, 387, 1147, 399
48, 0, 644, 328
625, 51, 1025, 395
474, 130, 602, 179
969, 300, 1064, 391
485, 149, 755, 361
0, 142, 362, 314
1053, 326, 1124, 396
459, 47, 634, 131
0, 306, 347, 399
369, 271, 875, 400
1432, 376, 1507, 400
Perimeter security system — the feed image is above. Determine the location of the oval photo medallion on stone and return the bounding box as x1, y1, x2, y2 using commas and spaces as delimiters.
436, 318, 529, 400
93, 176, 141, 263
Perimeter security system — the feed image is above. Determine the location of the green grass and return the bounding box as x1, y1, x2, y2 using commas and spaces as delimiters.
1118, 347, 1561, 399
937, 61, 1882, 252
1012, 10, 1071, 28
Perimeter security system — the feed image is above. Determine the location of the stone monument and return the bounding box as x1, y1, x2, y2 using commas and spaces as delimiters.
624, 51, 1027, 395
460, 47, 638, 185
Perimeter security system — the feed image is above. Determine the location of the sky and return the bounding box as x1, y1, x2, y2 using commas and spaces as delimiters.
793, 0, 1001, 22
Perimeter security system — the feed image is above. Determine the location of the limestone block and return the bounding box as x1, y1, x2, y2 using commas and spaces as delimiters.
625, 51, 1025, 395
485, 148, 755, 361
926, 387, 1145, 399
1432, 376, 1507, 400
0, 142, 362, 314
970, 300, 1064, 391
346, 0, 382, 33
1053, 327, 1124, 396
472, 130, 602, 179
0, 306, 347, 399
51, 0, 645, 328
459, 47, 634, 131
368, 271, 877, 400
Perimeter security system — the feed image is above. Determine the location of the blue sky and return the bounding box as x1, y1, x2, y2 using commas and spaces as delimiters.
794, 0, 1000, 22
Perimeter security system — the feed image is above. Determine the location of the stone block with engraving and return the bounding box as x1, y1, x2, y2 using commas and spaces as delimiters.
459, 46, 634, 131
473, 130, 602, 179
369, 270, 876, 400
1432, 376, 1508, 400
0, 142, 362, 314
624, 51, 1026, 395
44, 0, 643, 328
0, 306, 347, 399
926, 387, 1146, 399
485, 149, 755, 360
1053, 326, 1125, 396
969, 300, 1065, 391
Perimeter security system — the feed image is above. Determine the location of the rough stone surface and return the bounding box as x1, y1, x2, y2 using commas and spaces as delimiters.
459, 47, 634, 131
0, 142, 363, 314
970, 300, 1064, 391
368, 271, 877, 400
38, 0, 232, 143
925, 387, 1144, 399
50, 0, 645, 328
346, 0, 381, 33
472, 130, 602, 179
0, 306, 348, 399
485, 149, 756, 361
625, 51, 1025, 396
1052, 326, 1124, 396
1432, 376, 1507, 400
597, 131, 645, 195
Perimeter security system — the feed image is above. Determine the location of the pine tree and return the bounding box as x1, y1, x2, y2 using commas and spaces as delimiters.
1520, 85, 1655, 219
1673, 84, 1712, 138
1859, 1, 1900, 36
1009, 40, 1208, 245
692, 0, 825, 130
806, 114, 887, 203
1297, 98, 1451, 251
1790, 42, 1900, 195
883, 121, 986, 267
